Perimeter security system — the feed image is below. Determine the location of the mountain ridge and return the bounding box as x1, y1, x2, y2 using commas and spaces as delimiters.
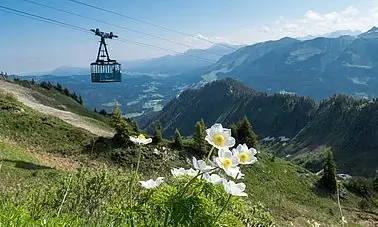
144, 78, 378, 176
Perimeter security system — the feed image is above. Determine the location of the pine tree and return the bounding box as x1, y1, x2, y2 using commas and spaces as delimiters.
319, 148, 337, 193
195, 121, 206, 154
237, 116, 258, 147
63, 87, 70, 96
174, 128, 183, 150
99, 109, 107, 116
153, 122, 163, 144
111, 100, 129, 135
78, 95, 83, 105
56, 83, 63, 93
131, 121, 140, 133
71, 92, 78, 102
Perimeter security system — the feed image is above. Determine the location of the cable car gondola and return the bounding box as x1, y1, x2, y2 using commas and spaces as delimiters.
90, 28, 122, 83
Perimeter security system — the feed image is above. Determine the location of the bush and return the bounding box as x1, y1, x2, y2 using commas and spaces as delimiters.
345, 177, 375, 199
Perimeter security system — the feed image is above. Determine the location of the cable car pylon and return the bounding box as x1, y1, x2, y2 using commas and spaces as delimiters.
90, 28, 122, 83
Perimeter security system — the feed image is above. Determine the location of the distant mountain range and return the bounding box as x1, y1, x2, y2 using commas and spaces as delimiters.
20, 27, 378, 120
24, 43, 243, 77
197, 27, 378, 101
120, 43, 244, 75
298, 29, 362, 40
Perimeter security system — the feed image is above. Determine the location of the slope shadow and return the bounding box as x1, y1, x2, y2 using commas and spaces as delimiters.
0, 159, 54, 170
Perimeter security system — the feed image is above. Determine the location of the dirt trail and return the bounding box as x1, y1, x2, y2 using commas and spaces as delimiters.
0, 80, 114, 137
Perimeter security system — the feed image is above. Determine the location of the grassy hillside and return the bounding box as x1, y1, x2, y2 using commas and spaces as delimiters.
1, 81, 377, 226
0, 90, 94, 154
13, 79, 112, 131
1, 137, 377, 226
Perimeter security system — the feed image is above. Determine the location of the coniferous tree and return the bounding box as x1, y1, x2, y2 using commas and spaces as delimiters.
71, 92, 78, 102
319, 148, 337, 193
63, 87, 70, 96
195, 121, 206, 154
111, 100, 129, 135
99, 109, 107, 116
237, 116, 258, 147
153, 122, 163, 144
56, 83, 63, 93
174, 128, 183, 150
131, 121, 139, 133
78, 95, 83, 105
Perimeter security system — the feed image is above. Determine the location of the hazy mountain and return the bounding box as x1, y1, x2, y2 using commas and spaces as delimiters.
26, 43, 242, 77
120, 43, 244, 74
23, 66, 89, 77
298, 29, 362, 40
358, 26, 378, 38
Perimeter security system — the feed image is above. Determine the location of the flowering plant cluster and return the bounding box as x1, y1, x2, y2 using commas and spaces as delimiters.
133, 123, 258, 199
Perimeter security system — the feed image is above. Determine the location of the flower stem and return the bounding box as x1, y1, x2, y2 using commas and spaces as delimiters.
206, 146, 215, 164
178, 171, 204, 197
214, 194, 232, 224
337, 187, 345, 227
163, 210, 170, 227
57, 174, 73, 217
129, 145, 142, 225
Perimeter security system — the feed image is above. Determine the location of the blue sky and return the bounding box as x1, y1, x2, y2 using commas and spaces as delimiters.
1, 0, 376, 74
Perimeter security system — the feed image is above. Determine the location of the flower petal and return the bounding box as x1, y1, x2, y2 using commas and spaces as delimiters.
192, 157, 199, 170
230, 156, 239, 166
224, 137, 236, 148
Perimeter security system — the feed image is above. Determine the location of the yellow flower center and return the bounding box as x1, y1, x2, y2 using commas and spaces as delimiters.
239, 152, 250, 163
222, 158, 232, 169
212, 134, 225, 147
138, 134, 146, 140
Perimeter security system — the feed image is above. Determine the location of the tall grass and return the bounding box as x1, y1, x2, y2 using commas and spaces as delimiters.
0, 167, 274, 226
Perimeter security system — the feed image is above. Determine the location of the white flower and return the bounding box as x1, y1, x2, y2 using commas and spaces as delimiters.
232, 144, 258, 165
215, 148, 241, 178
203, 173, 224, 184
139, 177, 164, 189
228, 168, 244, 180
171, 167, 187, 176
223, 180, 248, 197
171, 168, 197, 177
185, 168, 198, 176
205, 123, 235, 149
193, 157, 214, 173
129, 134, 152, 145
153, 148, 160, 155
